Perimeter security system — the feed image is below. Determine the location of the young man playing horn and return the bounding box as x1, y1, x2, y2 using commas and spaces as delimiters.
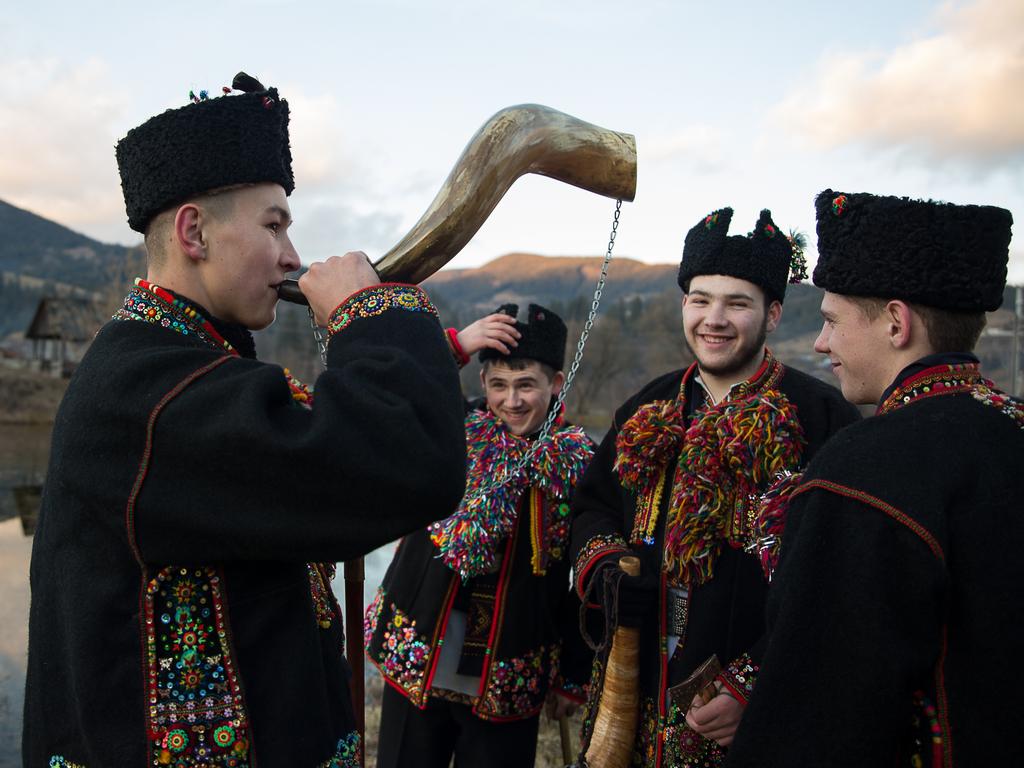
569, 208, 860, 767
23, 72, 467, 767
724, 191, 1020, 767
365, 304, 594, 768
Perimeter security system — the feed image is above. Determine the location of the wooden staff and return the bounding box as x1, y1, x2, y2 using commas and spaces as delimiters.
343, 557, 365, 764
583, 555, 641, 768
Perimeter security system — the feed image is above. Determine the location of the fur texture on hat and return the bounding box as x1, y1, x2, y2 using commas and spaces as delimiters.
813, 189, 1012, 312
678, 208, 795, 303
116, 72, 293, 233
478, 303, 568, 372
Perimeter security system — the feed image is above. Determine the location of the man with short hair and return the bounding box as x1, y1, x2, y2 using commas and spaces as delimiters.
24, 72, 467, 767
366, 304, 594, 768
570, 208, 860, 767
724, 190, 1021, 767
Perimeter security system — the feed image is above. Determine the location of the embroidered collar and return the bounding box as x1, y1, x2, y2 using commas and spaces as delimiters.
116, 278, 314, 407
878, 352, 979, 408
615, 350, 806, 586
878, 361, 985, 415
116, 278, 239, 356
878, 359, 1023, 430
429, 408, 593, 579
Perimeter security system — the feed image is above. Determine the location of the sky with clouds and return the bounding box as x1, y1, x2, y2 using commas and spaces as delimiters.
2, 0, 1021, 282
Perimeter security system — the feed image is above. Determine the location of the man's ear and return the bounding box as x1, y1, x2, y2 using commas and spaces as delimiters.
551, 370, 566, 396
766, 300, 783, 333
884, 300, 915, 349
174, 203, 207, 262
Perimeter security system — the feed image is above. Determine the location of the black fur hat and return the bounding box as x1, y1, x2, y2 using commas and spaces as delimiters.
677, 208, 797, 303
813, 190, 1012, 312
478, 303, 567, 372
116, 72, 294, 233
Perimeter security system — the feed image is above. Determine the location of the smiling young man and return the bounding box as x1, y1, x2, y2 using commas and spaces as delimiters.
724, 191, 1020, 768
365, 304, 595, 768
569, 208, 860, 767
23, 72, 467, 768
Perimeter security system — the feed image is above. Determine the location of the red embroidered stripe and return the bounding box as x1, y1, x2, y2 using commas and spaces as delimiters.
792, 480, 945, 562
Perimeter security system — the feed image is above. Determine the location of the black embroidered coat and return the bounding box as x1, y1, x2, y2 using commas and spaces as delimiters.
724, 361, 1024, 768
364, 403, 594, 723
23, 284, 467, 767
570, 357, 860, 768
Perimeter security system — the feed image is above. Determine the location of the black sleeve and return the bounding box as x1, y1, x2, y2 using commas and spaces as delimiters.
569, 421, 631, 600
725, 486, 946, 768
134, 298, 468, 564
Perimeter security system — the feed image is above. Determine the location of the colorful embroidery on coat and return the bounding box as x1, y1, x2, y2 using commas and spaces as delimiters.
573, 532, 629, 598
429, 409, 593, 579
910, 691, 945, 768
477, 645, 552, 719
327, 284, 437, 336
116, 279, 237, 356
145, 566, 251, 767
317, 731, 362, 768
717, 653, 759, 703
49, 758, 87, 768
371, 604, 432, 701
636, 695, 725, 768
879, 362, 981, 414
308, 562, 338, 629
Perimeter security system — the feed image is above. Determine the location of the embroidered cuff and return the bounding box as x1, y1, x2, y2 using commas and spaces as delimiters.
716, 653, 759, 705
574, 533, 629, 600
445, 327, 471, 367
327, 284, 437, 337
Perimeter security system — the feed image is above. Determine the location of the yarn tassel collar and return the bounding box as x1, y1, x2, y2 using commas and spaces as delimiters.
429, 408, 593, 579
615, 352, 807, 587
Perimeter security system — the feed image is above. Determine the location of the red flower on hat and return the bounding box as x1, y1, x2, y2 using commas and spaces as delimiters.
764, 224, 776, 238
832, 195, 848, 217
704, 212, 719, 230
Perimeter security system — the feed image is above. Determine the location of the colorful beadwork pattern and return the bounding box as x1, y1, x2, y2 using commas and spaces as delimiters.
477, 645, 552, 719
115, 279, 238, 356
717, 653, 759, 704
573, 532, 630, 599
307, 562, 338, 629
429, 409, 592, 579
372, 604, 432, 701
878, 362, 981, 414
49, 758, 87, 768
635, 695, 725, 768
971, 381, 1024, 430
910, 691, 945, 768
326, 284, 437, 336
316, 731, 362, 768
145, 566, 251, 767
746, 470, 804, 580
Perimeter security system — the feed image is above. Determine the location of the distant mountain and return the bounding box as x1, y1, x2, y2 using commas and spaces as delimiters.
0, 199, 142, 290
0, 199, 144, 339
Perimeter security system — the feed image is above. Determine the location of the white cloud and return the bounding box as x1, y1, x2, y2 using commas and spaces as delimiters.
775, 0, 1024, 171
0, 57, 130, 239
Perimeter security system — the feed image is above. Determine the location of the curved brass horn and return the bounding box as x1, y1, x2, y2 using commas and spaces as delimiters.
277, 104, 636, 304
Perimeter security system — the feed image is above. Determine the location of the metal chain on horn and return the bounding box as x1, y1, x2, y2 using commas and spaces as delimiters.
304, 199, 622, 502
461, 199, 623, 503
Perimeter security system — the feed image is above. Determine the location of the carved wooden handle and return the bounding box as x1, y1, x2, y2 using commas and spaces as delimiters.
278, 104, 636, 305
